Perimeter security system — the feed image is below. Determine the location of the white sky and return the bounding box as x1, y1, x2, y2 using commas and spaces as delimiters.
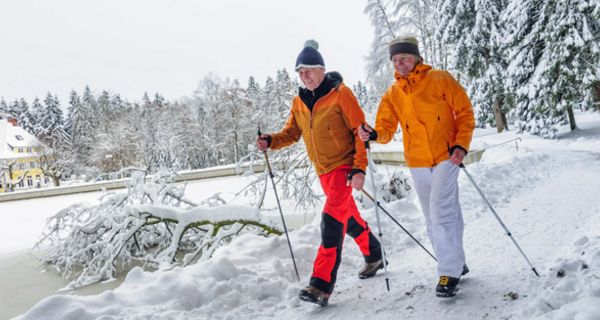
0, 0, 373, 104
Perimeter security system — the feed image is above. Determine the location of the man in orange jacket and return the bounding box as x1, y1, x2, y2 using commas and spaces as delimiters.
359, 35, 475, 298
257, 40, 383, 306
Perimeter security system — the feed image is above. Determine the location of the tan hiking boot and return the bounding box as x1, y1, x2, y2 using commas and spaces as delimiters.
299, 285, 330, 307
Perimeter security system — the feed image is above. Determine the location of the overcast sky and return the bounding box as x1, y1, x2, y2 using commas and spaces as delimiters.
0, 0, 373, 104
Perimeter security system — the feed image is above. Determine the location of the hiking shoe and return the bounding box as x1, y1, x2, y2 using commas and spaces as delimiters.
436, 276, 460, 298
299, 286, 330, 307
358, 259, 384, 279
462, 264, 470, 276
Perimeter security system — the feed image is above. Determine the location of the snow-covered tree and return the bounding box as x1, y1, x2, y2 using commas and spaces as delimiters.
353, 81, 379, 123
364, 0, 399, 96
504, 0, 600, 137
8, 98, 36, 134
0, 98, 7, 114
39, 93, 69, 148
258, 69, 297, 132
440, 0, 509, 130
7, 100, 19, 119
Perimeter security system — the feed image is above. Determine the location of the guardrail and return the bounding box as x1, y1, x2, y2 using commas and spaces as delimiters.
369, 149, 484, 165
0, 149, 485, 203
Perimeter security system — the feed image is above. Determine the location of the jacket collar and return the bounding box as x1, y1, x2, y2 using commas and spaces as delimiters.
394, 63, 431, 90
299, 71, 343, 111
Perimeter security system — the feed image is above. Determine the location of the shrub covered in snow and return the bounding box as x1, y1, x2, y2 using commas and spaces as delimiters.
33, 169, 281, 290
355, 169, 413, 208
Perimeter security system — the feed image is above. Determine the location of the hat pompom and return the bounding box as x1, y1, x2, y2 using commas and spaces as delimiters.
304, 39, 319, 50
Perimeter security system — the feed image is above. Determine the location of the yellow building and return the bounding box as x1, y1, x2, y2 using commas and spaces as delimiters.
0, 116, 49, 192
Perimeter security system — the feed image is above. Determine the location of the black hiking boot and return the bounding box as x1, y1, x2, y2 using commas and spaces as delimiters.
462, 264, 470, 276
358, 259, 385, 279
299, 286, 330, 307
436, 276, 460, 298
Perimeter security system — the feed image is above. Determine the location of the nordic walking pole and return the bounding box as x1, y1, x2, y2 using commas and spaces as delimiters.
365, 140, 390, 291
360, 189, 437, 262
459, 163, 540, 277
258, 126, 301, 281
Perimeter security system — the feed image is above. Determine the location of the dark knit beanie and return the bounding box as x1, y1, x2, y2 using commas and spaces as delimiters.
388, 35, 420, 60
295, 39, 325, 71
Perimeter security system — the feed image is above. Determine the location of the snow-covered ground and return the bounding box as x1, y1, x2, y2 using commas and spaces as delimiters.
4, 111, 600, 320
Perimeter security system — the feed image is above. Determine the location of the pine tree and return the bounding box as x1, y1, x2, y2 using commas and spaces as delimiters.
0, 99, 8, 114
353, 81, 378, 123
446, 0, 509, 130
7, 100, 19, 119
30, 98, 45, 135
17, 99, 35, 134
505, 0, 600, 137
543, 0, 599, 130
39, 93, 69, 148
67, 89, 95, 172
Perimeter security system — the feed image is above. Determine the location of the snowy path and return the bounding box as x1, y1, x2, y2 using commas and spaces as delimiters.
273, 144, 600, 320
14, 113, 600, 320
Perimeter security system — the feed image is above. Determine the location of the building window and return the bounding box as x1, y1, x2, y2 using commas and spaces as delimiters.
18, 148, 24, 153
26, 148, 32, 153
0, 182, 3, 189
18, 180, 24, 188
30, 161, 36, 168
27, 176, 33, 187
15, 135, 24, 141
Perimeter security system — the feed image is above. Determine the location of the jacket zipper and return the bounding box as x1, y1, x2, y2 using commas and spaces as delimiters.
408, 92, 436, 167
309, 91, 323, 171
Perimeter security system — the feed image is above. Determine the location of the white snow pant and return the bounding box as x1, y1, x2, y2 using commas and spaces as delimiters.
410, 160, 466, 278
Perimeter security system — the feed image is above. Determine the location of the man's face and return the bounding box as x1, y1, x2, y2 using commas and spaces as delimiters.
298, 67, 325, 91
391, 53, 418, 76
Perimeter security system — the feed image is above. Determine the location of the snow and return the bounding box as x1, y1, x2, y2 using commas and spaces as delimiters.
3, 111, 600, 319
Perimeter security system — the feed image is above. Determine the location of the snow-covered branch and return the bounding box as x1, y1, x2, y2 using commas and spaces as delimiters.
33, 170, 281, 290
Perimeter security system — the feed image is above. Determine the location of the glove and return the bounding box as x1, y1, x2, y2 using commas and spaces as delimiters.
361, 124, 378, 141
346, 168, 366, 181
261, 135, 272, 147
448, 144, 467, 156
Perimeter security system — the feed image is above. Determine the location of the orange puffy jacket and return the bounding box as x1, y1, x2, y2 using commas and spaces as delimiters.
269, 73, 367, 175
375, 63, 475, 168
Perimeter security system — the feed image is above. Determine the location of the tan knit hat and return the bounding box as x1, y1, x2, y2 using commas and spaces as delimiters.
388, 35, 420, 60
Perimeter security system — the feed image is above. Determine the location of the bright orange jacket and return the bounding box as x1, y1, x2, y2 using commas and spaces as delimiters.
269, 77, 367, 175
375, 63, 475, 168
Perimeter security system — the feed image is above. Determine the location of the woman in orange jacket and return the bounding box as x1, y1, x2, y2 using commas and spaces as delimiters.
359, 35, 475, 298
257, 40, 383, 306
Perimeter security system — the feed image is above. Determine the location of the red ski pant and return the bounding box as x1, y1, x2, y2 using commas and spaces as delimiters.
310, 165, 381, 294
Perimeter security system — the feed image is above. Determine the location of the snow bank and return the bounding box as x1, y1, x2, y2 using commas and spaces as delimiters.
19, 227, 321, 320
523, 232, 600, 319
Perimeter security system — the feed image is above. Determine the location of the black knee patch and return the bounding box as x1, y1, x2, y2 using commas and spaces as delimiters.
321, 213, 344, 248
346, 216, 366, 238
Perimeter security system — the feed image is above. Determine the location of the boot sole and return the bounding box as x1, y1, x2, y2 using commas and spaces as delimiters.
299, 293, 329, 307
358, 261, 385, 279
436, 288, 459, 298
